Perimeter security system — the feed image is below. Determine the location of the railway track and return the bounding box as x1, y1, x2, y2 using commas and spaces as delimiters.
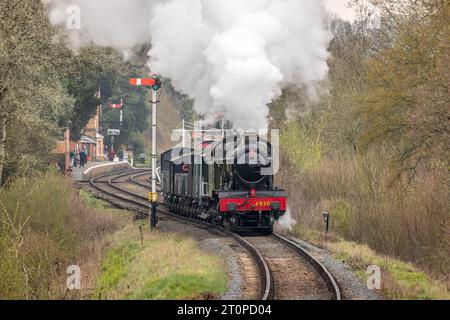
88, 168, 341, 300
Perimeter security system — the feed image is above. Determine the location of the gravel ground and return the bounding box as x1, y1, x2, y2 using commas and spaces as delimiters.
198, 238, 244, 300
244, 236, 331, 300
288, 237, 382, 300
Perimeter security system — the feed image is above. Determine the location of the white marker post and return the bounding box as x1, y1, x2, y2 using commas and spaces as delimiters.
130, 76, 162, 229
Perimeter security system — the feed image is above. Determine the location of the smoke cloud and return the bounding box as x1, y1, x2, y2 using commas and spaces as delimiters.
43, 0, 331, 129
42, 0, 156, 50
275, 207, 298, 232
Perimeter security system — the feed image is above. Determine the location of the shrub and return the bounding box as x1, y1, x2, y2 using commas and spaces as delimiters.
278, 147, 450, 279
0, 170, 118, 299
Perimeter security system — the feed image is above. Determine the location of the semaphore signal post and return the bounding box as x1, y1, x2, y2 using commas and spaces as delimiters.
130, 75, 162, 230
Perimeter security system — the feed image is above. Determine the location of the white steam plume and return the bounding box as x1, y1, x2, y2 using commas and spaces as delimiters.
275, 207, 297, 232
149, 0, 330, 129
42, 0, 157, 51
43, 0, 331, 129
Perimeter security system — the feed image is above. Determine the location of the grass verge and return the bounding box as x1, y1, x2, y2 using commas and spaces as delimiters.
79, 189, 112, 209
94, 221, 227, 300
290, 224, 450, 300
0, 173, 227, 300
0, 171, 120, 299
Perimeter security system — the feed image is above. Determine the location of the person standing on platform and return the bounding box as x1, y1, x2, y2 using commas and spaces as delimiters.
109, 148, 115, 162
79, 147, 87, 168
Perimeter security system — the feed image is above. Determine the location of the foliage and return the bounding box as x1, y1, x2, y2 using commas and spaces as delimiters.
65, 47, 128, 141
100, 63, 150, 153
280, 121, 324, 171
0, 170, 118, 299
328, 239, 450, 300
275, 0, 450, 283
0, 1, 135, 184
0, 0, 74, 184
354, 0, 450, 175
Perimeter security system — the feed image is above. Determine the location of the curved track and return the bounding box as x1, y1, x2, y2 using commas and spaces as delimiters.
88, 168, 341, 300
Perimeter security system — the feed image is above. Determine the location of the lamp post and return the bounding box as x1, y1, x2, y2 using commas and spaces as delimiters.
130, 76, 161, 229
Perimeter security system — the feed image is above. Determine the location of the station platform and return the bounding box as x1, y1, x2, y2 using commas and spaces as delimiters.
70, 161, 131, 181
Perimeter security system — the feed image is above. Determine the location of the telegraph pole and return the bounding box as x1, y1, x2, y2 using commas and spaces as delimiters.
130, 76, 161, 229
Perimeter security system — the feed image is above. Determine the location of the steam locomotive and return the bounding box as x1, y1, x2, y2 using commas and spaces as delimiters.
160, 134, 287, 234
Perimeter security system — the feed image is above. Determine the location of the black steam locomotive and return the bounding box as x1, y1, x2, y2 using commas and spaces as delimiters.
160, 134, 286, 234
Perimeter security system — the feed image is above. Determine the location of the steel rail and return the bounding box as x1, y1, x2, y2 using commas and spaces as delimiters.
272, 233, 342, 300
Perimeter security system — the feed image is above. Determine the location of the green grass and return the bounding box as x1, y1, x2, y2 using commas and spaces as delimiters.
328, 239, 450, 300
79, 189, 110, 209
132, 273, 224, 300
94, 224, 227, 300
0, 172, 74, 299
0, 171, 120, 299
289, 224, 449, 300
79, 190, 131, 220
81, 189, 226, 300
94, 241, 142, 297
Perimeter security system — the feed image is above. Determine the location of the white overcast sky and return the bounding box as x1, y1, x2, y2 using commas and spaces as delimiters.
324, 0, 356, 21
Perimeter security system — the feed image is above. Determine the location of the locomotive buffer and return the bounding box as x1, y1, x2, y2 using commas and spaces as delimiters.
130, 76, 162, 229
